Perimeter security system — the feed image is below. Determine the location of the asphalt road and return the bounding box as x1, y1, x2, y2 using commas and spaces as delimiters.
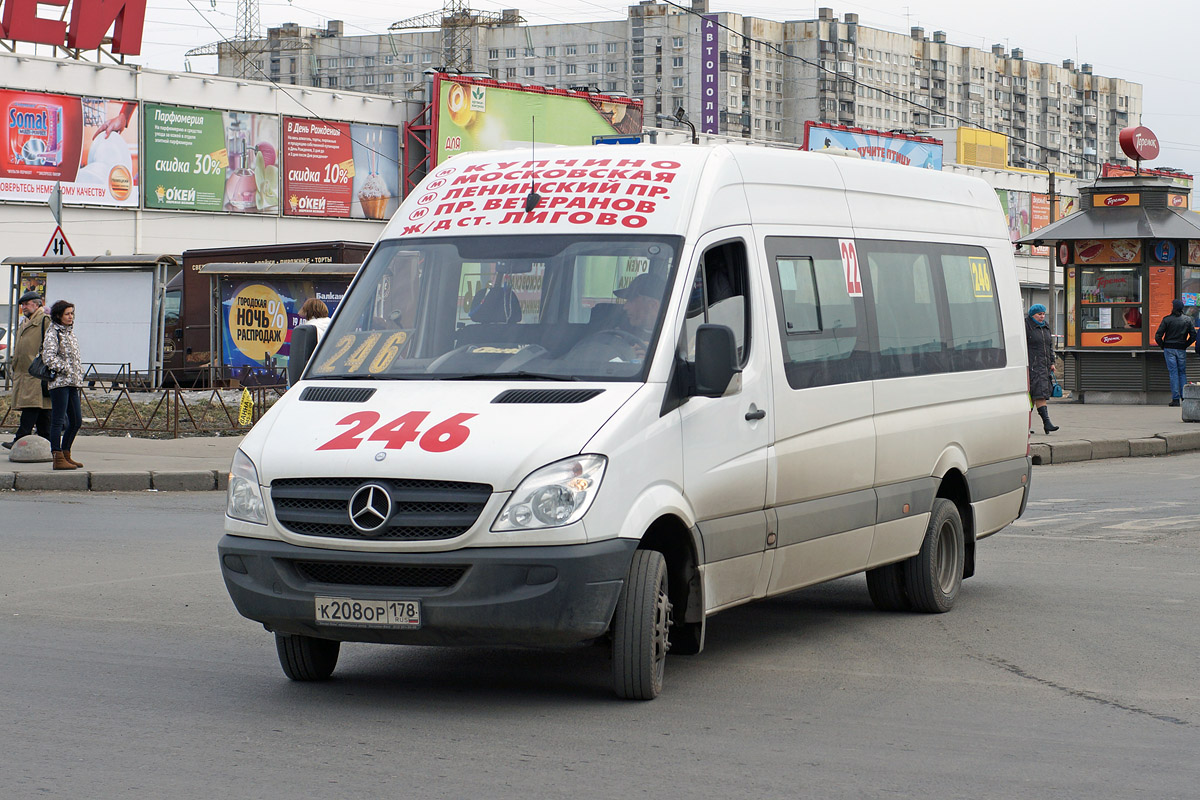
3, 456, 1199, 799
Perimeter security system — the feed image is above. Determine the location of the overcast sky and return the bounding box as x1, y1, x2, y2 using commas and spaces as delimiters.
135, 0, 1198, 177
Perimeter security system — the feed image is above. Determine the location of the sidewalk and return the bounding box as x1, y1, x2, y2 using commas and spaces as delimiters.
1029, 398, 1200, 464
2, 401, 1198, 491
2, 434, 241, 492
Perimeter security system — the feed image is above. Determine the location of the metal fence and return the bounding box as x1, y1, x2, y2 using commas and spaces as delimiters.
2, 375, 287, 438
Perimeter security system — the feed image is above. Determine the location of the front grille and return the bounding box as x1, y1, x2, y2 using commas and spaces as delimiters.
292, 561, 467, 588
271, 477, 492, 540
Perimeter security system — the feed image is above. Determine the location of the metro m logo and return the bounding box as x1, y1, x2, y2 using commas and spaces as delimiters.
0, 0, 147, 55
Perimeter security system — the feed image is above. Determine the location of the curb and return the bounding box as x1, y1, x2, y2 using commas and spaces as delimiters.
1031, 431, 1200, 465
2, 469, 225, 492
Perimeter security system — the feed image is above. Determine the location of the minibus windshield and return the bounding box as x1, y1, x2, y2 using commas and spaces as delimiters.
307, 235, 681, 381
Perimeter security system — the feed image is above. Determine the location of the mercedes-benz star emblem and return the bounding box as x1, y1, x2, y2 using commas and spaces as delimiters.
348, 484, 392, 534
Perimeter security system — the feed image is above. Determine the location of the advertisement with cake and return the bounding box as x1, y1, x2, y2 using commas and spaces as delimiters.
1, 89, 139, 207
281, 116, 398, 220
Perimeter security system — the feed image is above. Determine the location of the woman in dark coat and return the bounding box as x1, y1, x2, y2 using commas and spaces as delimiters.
1025, 304, 1059, 433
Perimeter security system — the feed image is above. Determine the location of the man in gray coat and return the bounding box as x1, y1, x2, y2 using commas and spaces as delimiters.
3, 291, 52, 449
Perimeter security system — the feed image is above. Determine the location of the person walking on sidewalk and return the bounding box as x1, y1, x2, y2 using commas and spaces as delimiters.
1154, 298, 1195, 407
42, 300, 85, 471
3, 291, 52, 450
1025, 304, 1059, 433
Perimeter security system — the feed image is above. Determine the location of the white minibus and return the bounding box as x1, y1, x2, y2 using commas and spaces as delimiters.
219, 145, 1032, 699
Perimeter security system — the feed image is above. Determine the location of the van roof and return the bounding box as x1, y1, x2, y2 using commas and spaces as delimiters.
383, 145, 1003, 243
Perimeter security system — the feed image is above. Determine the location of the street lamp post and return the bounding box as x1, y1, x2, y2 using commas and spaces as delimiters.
1019, 157, 1057, 339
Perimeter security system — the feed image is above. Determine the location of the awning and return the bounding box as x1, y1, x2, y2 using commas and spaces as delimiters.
195, 261, 361, 275
2, 254, 180, 269
1019, 207, 1200, 245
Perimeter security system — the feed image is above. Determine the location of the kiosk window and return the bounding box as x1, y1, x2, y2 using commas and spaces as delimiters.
1079, 266, 1141, 332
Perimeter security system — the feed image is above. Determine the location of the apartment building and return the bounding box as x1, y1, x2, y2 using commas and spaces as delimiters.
217, 3, 1142, 178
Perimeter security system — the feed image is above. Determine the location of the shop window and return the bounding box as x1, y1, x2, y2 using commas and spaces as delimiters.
1080, 266, 1141, 332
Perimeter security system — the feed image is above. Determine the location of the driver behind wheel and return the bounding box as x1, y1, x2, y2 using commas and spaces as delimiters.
611, 272, 667, 359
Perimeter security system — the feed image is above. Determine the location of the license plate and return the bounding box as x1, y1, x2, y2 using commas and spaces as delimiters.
314, 596, 421, 628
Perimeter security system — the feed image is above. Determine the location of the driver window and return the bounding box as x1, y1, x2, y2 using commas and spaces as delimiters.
682, 240, 750, 364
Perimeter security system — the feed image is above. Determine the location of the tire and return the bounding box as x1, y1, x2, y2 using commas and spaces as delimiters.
611, 549, 672, 700
865, 563, 912, 611
903, 498, 965, 613
275, 633, 340, 681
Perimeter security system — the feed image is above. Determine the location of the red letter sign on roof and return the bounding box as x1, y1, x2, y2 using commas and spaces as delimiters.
67, 0, 147, 54
1, 0, 70, 46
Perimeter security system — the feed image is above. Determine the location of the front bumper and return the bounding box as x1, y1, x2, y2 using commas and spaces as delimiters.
218, 535, 638, 647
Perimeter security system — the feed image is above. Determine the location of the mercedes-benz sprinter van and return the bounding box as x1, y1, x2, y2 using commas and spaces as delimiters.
219, 145, 1032, 699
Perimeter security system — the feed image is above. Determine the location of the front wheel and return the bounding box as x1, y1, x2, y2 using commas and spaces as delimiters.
611, 549, 672, 700
904, 498, 965, 613
275, 633, 340, 681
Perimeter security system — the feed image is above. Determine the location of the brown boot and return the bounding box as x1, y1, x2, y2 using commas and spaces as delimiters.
64, 450, 83, 468
53, 451, 78, 471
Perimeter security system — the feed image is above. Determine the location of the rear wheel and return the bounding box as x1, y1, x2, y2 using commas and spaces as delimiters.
865, 563, 912, 611
904, 498, 965, 613
611, 550, 672, 700
275, 633, 340, 681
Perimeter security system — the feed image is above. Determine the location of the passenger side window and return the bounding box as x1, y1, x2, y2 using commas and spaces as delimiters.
863, 247, 945, 377
766, 237, 1005, 386
941, 253, 1005, 370
767, 237, 869, 389
682, 240, 751, 364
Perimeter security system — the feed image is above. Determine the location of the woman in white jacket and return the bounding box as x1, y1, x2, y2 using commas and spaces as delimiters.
42, 299, 85, 471
298, 298, 331, 342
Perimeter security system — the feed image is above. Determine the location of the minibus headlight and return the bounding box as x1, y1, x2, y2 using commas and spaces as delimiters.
493, 455, 607, 532
227, 449, 267, 525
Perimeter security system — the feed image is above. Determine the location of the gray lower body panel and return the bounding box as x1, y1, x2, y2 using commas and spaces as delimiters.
218, 535, 638, 648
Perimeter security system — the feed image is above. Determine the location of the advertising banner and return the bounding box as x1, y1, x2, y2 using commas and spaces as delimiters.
1, 90, 138, 206
219, 278, 348, 369
143, 104, 279, 214
1075, 239, 1142, 265
281, 117, 399, 220
699, 15, 719, 134
1031, 193, 1050, 256
435, 76, 643, 166
803, 122, 943, 169
997, 189, 1032, 243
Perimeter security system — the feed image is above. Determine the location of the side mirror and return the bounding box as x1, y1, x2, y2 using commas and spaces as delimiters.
288, 324, 318, 386
692, 324, 741, 398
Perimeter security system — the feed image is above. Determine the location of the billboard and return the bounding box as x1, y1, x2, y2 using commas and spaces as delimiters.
1, 90, 138, 207
282, 117, 400, 220
219, 277, 349, 369
434, 76, 643, 167
803, 122, 943, 170
143, 104, 279, 214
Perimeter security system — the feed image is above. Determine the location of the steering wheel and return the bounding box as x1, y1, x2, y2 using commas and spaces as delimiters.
570, 328, 645, 362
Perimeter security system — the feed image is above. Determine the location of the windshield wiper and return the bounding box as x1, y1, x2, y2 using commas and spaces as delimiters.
438, 371, 580, 382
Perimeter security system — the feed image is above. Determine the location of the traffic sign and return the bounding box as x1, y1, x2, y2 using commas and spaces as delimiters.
43, 226, 75, 257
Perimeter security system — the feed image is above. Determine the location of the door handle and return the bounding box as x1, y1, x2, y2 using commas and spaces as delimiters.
745, 404, 766, 421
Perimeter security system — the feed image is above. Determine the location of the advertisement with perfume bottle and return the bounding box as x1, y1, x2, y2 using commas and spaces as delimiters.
143, 103, 279, 214
281, 117, 399, 220
1, 89, 139, 207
